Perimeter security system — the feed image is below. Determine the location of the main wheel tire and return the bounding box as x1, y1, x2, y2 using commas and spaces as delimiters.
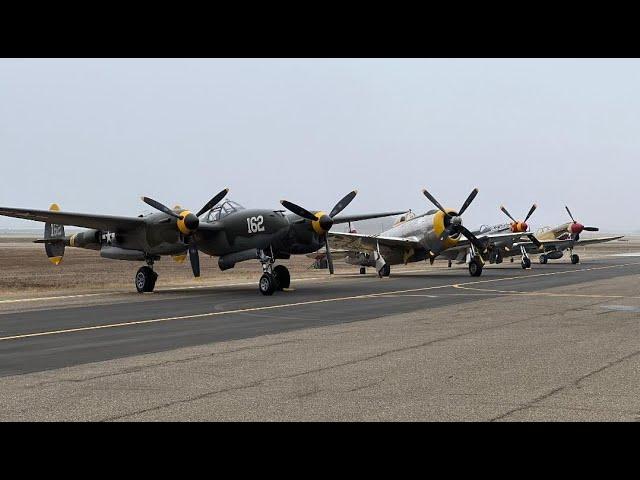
381, 264, 391, 277
539, 254, 548, 264
571, 254, 580, 264
259, 273, 276, 296
273, 265, 290, 290
468, 259, 483, 277
135, 266, 157, 293
359, 267, 366, 275
521, 257, 531, 269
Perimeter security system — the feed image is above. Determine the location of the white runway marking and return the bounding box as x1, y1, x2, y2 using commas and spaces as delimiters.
0, 261, 637, 342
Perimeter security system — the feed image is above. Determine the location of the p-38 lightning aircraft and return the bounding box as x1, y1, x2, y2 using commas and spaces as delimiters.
327, 188, 529, 277
0, 189, 404, 295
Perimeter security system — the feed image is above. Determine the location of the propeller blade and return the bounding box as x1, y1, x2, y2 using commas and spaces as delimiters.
422, 189, 449, 216
457, 188, 479, 216
500, 205, 517, 223
324, 235, 334, 274
196, 188, 230, 217
459, 226, 486, 253
188, 244, 200, 278
524, 203, 537, 223
329, 190, 357, 218
583, 226, 599, 231
280, 200, 318, 221
565, 205, 576, 223
142, 197, 181, 219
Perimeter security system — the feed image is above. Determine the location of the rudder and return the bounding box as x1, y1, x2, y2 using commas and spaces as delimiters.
44, 203, 65, 265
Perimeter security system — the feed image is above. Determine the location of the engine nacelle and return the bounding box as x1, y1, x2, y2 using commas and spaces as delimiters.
218, 249, 259, 271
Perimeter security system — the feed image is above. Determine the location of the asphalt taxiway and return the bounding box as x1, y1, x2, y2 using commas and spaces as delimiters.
1, 256, 639, 420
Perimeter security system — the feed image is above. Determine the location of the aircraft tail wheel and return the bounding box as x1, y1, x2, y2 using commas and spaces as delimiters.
539, 254, 548, 264
571, 254, 580, 264
259, 273, 276, 295
359, 267, 366, 275
468, 258, 483, 277
521, 257, 531, 269
273, 265, 290, 290
135, 266, 157, 293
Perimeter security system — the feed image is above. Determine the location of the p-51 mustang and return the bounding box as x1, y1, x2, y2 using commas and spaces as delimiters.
0, 190, 405, 295
326, 188, 530, 277
504, 206, 623, 266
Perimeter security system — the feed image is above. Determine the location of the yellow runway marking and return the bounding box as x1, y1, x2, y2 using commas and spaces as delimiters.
0, 261, 638, 342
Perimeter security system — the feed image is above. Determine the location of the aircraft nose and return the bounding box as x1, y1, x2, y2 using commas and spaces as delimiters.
319, 214, 334, 232
184, 213, 200, 231
571, 223, 584, 234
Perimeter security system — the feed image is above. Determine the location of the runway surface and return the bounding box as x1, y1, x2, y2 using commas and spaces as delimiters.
1, 257, 638, 378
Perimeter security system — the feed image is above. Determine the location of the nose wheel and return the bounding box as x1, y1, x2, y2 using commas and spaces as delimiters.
258, 249, 290, 295
135, 264, 158, 293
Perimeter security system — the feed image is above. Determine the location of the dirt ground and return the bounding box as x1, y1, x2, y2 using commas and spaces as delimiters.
0, 234, 635, 300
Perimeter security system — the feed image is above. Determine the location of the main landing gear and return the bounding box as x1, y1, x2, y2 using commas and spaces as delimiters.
378, 264, 391, 278
135, 257, 158, 293
258, 249, 290, 296
468, 257, 483, 277
520, 245, 531, 270
570, 251, 580, 264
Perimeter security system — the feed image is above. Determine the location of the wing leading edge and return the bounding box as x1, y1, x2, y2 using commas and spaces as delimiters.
0, 206, 146, 232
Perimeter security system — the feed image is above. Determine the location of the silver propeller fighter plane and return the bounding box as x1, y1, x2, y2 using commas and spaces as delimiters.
327, 188, 529, 277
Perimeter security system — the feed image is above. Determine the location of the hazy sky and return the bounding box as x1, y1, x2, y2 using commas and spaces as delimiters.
0, 59, 636, 232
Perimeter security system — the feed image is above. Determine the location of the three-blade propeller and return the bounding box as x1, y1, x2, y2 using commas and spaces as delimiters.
564, 205, 599, 241
141, 188, 229, 277
280, 190, 358, 274
499, 203, 537, 232
422, 187, 486, 252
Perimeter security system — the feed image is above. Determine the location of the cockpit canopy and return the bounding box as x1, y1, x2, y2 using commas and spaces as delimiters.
394, 210, 416, 226
203, 200, 245, 222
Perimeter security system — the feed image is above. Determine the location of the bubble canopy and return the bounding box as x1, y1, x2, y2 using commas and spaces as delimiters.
202, 200, 245, 222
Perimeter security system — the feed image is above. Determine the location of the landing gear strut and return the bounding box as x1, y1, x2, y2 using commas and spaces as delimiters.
520, 245, 531, 270
467, 245, 483, 277
258, 248, 290, 295
135, 257, 158, 293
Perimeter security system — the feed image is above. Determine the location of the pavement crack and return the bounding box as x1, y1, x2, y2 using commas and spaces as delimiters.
99, 309, 564, 421
490, 344, 640, 421
26, 340, 299, 389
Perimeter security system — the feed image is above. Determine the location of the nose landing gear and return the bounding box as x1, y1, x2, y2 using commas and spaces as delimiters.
258, 249, 291, 295
135, 257, 158, 293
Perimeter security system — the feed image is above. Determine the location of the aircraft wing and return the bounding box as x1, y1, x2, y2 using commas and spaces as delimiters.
439, 231, 533, 254
328, 231, 423, 251
332, 211, 408, 224
0, 206, 146, 232
515, 235, 625, 251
